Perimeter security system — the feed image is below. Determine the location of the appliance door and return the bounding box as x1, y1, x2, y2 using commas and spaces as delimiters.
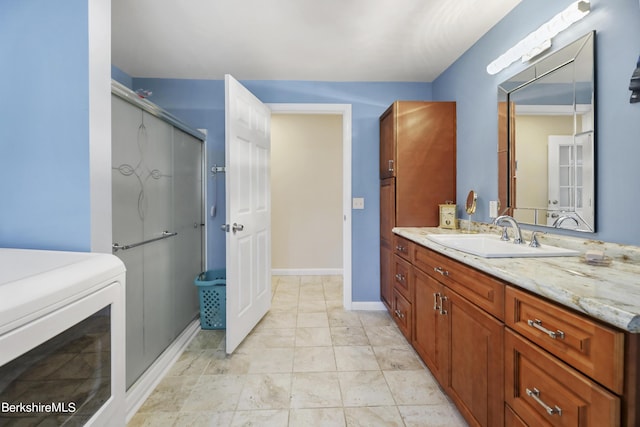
0, 282, 124, 427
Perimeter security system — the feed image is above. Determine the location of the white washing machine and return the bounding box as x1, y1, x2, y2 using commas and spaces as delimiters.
0, 248, 126, 426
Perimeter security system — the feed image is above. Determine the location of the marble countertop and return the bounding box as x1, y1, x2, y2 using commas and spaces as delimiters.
393, 224, 640, 333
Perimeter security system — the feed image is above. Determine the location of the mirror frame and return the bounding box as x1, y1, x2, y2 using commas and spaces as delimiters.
497, 31, 596, 232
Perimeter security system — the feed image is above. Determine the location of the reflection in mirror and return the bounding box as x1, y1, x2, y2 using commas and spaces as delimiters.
466, 190, 477, 215
498, 31, 595, 232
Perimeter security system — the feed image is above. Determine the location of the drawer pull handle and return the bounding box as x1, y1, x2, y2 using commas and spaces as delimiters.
526, 387, 562, 416
434, 267, 449, 276
439, 295, 448, 316
433, 292, 441, 311
396, 245, 406, 253
395, 273, 405, 282
394, 309, 405, 319
527, 319, 565, 340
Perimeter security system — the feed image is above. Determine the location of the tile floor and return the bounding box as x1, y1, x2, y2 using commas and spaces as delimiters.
128, 276, 468, 426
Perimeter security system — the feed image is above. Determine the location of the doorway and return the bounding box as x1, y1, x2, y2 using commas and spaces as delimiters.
268, 104, 352, 309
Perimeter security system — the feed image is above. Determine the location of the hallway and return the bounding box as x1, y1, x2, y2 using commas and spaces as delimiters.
128, 276, 467, 426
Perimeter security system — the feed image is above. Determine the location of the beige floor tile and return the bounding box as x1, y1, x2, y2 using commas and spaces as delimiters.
338, 371, 395, 407
230, 409, 289, 426
372, 345, 424, 371
166, 350, 212, 377
357, 311, 394, 327
297, 298, 327, 312
257, 311, 298, 329
364, 325, 407, 346
397, 404, 469, 427
289, 408, 346, 427
236, 373, 292, 410
203, 349, 251, 375
295, 327, 332, 347
137, 376, 199, 413
344, 406, 404, 427
239, 328, 296, 349
290, 372, 343, 408
297, 311, 329, 328
131, 276, 467, 426
174, 411, 235, 427
246, 347, 295, 373
293, 346, 337, 372
328, 310, 363, 328
334, 346, 380, 371
181, 374, 245, 412
127, 411, 179, 427
383, 370, 448, 405
330, 327, 369, 346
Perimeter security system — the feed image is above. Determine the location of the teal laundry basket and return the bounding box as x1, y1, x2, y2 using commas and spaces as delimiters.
194, 269, 226, 329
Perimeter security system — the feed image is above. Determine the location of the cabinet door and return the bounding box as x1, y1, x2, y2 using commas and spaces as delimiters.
413, 267, 448, 385
380, 178, 395, 245
446, 289, 504, 427
379, 104, 396, 179
380, 242, 392, 311
505, 329, 619, 427
393, 255, 412, 301
392, 289, 412, 340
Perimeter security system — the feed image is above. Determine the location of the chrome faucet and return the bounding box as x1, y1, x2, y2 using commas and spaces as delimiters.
493, 215, 524, 244
553, 215, 579, 229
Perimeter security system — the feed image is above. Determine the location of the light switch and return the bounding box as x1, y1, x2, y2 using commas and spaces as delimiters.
352, 197, 365, 210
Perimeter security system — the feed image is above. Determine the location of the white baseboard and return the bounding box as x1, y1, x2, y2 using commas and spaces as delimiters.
125, 319, 201, 423
272, 268, 343, 276
350, 301, 387, 311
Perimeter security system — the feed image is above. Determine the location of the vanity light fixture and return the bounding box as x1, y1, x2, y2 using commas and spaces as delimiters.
486, 0, 591, 75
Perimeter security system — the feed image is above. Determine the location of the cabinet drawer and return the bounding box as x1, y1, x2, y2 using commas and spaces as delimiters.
505, 405, 528, 427
506, 286, 624, 394
413, 244, 505, 320
393, 235, 412, 261
393, 255, 412, 301
392, 289, 412, 340
505, 329, 619, 427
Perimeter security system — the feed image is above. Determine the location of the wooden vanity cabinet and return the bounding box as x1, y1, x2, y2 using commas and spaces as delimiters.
390, 235, 414, 339
505, 329, 619, 427
412, 244, 504, 427
379, 101, 455, 311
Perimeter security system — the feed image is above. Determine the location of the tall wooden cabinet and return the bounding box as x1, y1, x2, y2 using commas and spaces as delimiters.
379, 101, 456, 311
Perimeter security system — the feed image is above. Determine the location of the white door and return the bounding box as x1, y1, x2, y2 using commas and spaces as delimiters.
547, 135, 582, 228
224, 75, 271, 354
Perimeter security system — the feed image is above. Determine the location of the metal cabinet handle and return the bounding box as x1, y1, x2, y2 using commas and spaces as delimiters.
526, 387, 562, 416
527, 319, 565, 340
394, 309, 405, 319
388, 159, 394, 172
395, 273, 406, 282
439, 295, 448, 315
433, 292, 441, 311
434, 267, 449, 276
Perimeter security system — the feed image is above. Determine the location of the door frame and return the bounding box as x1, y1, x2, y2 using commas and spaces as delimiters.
268, 103, 353, 310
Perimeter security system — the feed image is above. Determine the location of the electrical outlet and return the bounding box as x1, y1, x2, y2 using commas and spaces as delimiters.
352, 198, 365, 210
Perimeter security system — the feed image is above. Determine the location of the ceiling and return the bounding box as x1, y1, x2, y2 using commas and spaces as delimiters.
111, 0, 521, 82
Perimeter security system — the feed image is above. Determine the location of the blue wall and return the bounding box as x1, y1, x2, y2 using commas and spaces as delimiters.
0, 0, 91, 251
129, 78, 432, 302
433, 0, 640, 245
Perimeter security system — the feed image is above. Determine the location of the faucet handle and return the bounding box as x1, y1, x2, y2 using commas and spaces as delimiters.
529, 231, 546, 248
499, 226, 510, 241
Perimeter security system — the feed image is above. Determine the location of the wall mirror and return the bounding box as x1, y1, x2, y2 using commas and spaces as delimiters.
497, 31, 595, 232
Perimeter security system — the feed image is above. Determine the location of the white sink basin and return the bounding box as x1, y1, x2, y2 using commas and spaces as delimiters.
425, 233, 580, 258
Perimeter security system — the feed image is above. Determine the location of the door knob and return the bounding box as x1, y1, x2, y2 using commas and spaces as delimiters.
232, 223, 244, 233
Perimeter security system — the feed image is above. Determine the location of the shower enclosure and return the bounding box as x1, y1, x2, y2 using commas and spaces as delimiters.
111, 81, 205, 389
